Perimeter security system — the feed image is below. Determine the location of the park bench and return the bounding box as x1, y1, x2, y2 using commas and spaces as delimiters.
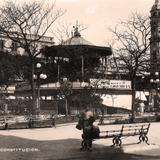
29, 116, 54, 128
0, 115, 55, 129
81, 123, 150, 150
2, 116, 29, 129
99, 123, 150, 146
98, 115, 130, 125
0, 116, 6, 129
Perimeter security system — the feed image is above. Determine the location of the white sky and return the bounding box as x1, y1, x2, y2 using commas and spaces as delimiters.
1, 0, 154, 46
54, 0, 154, 46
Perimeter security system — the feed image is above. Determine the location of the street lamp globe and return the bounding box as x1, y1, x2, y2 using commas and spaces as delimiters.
40, 73, 47, 79
155, 72, 159, 76
150, 79, 154, 83
36, 63, 42, 68
63, 77, 68, 82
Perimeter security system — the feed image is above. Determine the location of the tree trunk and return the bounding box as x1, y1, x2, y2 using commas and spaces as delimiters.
30, 58, 36, 114
131, 78, 136, 122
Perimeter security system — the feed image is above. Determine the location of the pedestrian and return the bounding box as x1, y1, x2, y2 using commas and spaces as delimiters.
99, 116, 104, 125
28, 114, 33, 128
139, 101, 145, 115
51, 114, 56, 128
28, 117, 32, 128
4, 122, 8, 130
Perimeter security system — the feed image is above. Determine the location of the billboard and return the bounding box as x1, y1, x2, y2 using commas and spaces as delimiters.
90, 79, 131, 90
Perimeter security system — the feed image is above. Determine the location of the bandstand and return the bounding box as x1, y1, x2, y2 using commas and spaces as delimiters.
40, 25, 131, 114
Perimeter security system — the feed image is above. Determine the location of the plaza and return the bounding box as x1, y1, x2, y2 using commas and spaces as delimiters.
0, 121, 159, 160
0, 0, 160, 160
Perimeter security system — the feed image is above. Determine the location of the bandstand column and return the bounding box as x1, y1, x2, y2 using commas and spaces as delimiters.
81, 55, 84, 80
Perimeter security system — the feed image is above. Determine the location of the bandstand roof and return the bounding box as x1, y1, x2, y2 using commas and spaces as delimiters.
44, 44, 112, 58
62, 34, 94, 46
44, 25, 112, 58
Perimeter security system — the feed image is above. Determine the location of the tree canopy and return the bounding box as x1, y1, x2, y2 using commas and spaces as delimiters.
109, 13, 151, 83
109, 12, 151, 119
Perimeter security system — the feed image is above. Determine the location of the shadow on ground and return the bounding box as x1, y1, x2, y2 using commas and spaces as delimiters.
0, 134, 159, 160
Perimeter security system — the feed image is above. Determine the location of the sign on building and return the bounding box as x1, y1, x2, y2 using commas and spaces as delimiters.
0, 85, 15, 93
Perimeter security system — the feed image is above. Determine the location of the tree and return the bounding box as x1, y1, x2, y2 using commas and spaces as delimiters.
0, 51, 16, 86
0, 51, 30, 86
109, 12, 151, 119
0, 0, 65, 113
52, 22, 72, 44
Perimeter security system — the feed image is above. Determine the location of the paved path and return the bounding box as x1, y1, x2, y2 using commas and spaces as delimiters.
0, 122, 159, 160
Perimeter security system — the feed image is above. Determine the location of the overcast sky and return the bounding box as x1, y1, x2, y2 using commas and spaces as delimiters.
54, 0, 153, 46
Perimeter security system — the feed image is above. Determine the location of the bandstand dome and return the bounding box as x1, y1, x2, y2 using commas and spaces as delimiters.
61, 31, 94, 46
43, 25, 112, 58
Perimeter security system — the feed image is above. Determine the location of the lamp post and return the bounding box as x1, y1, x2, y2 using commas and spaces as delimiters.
34, 63, 47, 115
150, 72, 160, 112
54, 58, 60, 83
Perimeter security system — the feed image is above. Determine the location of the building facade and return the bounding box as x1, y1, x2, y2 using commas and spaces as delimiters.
0, 33, 54, 57
150, 0, 160, 72
149, 0, 160, 111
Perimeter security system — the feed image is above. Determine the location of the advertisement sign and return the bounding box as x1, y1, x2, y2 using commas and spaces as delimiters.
90, 79, 131, 90
0, 85, 15, 93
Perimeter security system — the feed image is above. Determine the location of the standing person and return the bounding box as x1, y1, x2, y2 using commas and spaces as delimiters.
51, 114, 56, 128
139, 101, 145, 115
28, 113, 33, 128
28, 116, 32, 128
